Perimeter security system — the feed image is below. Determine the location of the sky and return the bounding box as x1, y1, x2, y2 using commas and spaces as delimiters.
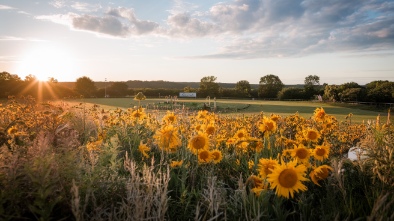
0, 0, 393, 85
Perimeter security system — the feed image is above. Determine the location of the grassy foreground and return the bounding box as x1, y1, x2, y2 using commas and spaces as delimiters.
0, 97, 393, 220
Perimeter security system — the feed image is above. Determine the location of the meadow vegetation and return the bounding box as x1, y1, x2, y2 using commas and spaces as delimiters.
0, 96, 393, 220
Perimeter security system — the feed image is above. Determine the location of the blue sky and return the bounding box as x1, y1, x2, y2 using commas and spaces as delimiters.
0, 0, 393, 85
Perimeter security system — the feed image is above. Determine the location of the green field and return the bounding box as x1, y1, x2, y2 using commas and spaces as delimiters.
63, 98, 390, 124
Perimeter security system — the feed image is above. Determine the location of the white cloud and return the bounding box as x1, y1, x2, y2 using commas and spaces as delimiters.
0, 4, 14, 10
71, 2, 101, 12
49, 0, 66, 8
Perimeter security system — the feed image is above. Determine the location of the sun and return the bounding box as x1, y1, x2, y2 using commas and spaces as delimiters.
16, 44, 79, 81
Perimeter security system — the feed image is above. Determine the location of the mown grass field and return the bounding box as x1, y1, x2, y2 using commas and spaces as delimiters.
64, 97, 390, 124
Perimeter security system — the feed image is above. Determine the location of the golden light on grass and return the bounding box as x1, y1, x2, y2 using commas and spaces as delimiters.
267, 160, 309, 199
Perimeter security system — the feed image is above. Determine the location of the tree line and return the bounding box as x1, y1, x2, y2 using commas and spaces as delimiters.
1, 71, 393, 103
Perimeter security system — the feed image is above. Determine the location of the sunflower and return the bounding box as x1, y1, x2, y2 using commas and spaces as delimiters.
267, 160, 309, 199
7, 126, 18, 135
138, 141, 150, 159
205, 123, 216, 136
258, 116, 277, 135
131, 108, 146, 121
270, 114, 281, 122
198, 149, 212, 163
210, 149, 223, 164
162, 111, 177, 124
291, 144, 311, 163
86, 139, 103, 152
309, 165, 333, 186
247, 175, 263, 188
154, 124, 181, 152
258, 158, 279, 178
170, 160, 183, 168
304, 128, 320, 142
313, 107, 326, 122
188, 132, 209, 154
233, 128, 249, 140
312, 144, 330, 161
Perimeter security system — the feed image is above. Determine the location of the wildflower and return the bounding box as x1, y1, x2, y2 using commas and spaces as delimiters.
304, 128, 320, 142
233, 128, 249, 140
258, 158, 279, 178
248, 160, 255, 169
312, 144, 330, 161
138, 141, 150, 159
313, 107, 326, 122
205, 123, 216, 136
258, 116, 277, 136
170, 160, 183, 168
267, 160, 309, 199
211, 149, 223, 164
309, 165, 333, 186
291, 144, 311, 164
162, 111, 177, 124
154, 124, 181, 153
198, 149, 212, 164
188, 132, 209, 154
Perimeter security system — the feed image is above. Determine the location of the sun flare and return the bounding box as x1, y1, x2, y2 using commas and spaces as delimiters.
16, 44, 79, 81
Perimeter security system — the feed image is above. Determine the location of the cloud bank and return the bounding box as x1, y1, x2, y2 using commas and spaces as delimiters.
37, 0, 394, 58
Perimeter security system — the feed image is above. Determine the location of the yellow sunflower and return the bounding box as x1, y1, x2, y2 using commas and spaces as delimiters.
291, 144, 311, 163
170, 160, 183, 168
138, 141, 150, 159
258, 158, 279, 178
267, 160, 309, 199
304, 128, 320, 142
258, 116, 277, 135
198, 149, 212, 163
233, 128, 249, 140
312, 144, 330, 161
309, 165, 333, 186
210, 149, 223, 164
313, 107, 326, 122
162, 111, 177, 124
131, 108, 146, 121
188, 132, 209, 154
154, 124, 181, 152
270, 114, 281, 122
205, 123, 216, 136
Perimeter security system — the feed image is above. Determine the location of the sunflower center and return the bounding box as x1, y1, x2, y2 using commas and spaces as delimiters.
192, 137, 206, 149
296, 148, 308, 159
237, 133, 244, 138
307, 131, 318, 140
199, 151, 210, 161
316, 148, 326, 156
278, 168, 298, 188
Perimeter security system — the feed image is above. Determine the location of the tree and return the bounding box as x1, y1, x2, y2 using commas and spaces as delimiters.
366, 80, 394, 103
107, 82, 129, 97
199, 76, 220, 97
258, 75, 284, 98
304, 75, 320, 99
24, 74, 37, 82
278, 87, 305, 100
75, 76, 97, 98
235, 80, 251, 97
0, 72, 22, 98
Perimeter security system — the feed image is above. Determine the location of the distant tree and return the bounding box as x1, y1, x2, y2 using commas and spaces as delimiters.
107, 82, 129, 97
75, 76, 97, 98
47, 77, 58, 83
278, 87, 305, 100
24, 74, 37, 82
366, 80, 394, 102
0, 72, 22, 97
235, 80, 251, 97
323, 85, 340, 102
304, 75, 320, 99
258, 75, 284, 98
199, 76, 220, 97
184, 86, 192, 92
